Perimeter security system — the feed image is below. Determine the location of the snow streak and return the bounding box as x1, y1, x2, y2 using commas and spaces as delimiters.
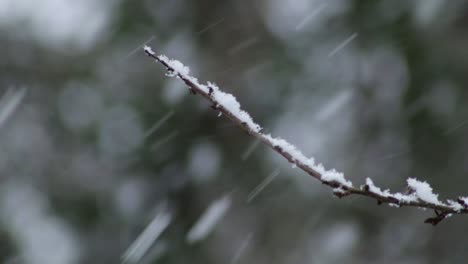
186, 195, 231, 243
122, 210, 172, 263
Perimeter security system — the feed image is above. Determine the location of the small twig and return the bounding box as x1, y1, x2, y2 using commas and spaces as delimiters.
143, 45, 468, 225
424, 210, 450, 226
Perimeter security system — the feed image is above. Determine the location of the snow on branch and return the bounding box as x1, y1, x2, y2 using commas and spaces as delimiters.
143, 45, 468, 225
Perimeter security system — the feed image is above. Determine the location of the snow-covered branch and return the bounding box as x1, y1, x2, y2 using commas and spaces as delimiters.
143, 45, 468, 225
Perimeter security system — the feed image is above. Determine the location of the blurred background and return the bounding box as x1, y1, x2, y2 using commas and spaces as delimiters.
1, 0, 468, 263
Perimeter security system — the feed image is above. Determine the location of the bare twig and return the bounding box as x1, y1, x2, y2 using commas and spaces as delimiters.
143, 45, 468, 225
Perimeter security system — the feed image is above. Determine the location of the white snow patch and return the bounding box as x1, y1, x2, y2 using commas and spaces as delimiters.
209, 82, 261, 132
459, 197, 468, 206
365, 179, 419, 204
265, 134, 311, 165
365, 178, 391, 197
450, 196, 468, 211
332, 187, 346, 195
264, 134, 352, 187
447, 200, 463, 212
392, 192, 418, 203
159, 55, 190, 77
407, 178, 443, 205
320, 169, 352, 188
186, 195, 231, 243
143, 45, 155, 55
145, 46, 191, 79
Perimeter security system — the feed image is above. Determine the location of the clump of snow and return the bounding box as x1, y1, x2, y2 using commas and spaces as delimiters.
391, 192, 418, 203
186, 195, 231, 243
143, 45, 155, 55
320, 169, 352, 188
458, 196, 468, 206
449, 197, 468, 212
157, 55, 190, 77
365, 178, 391, 197
264, 134, 352, 188
144, 46, 190, 78
332, 187, 346, 195
447, 200, 463, 212
208, 82, 261, 132
407, 178, 443, 205
265, 134, 309, 164
364, 178, 418, 205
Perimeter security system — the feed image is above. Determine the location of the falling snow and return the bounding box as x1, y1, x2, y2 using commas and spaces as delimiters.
5, 2, 468, 264
186, 195, 231, 243
123, 209, 172, 263
144, 110, 175, 138
295, 3, 327, 31
241, 139, 261, 161
247, 169, 280, 203
328, 32, 358, 57
0, 88, 26, 127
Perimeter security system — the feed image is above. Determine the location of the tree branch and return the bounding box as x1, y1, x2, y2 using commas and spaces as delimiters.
143, 45, 468, 225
